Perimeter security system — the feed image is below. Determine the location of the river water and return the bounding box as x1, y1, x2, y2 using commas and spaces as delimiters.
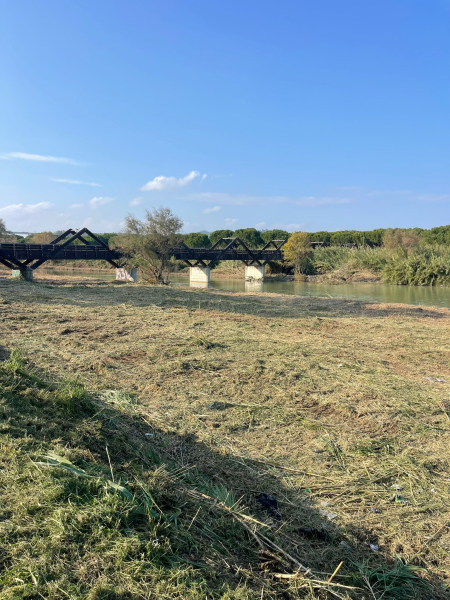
35, 268, 450, 308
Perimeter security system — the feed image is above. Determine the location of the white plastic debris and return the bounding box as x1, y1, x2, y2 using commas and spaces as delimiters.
319, 509, 337, 520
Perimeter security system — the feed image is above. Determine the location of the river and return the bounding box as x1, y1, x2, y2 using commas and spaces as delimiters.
34, 268, 450, 309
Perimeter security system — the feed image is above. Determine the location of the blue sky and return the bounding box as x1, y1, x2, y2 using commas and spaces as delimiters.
1, 0, 449, 234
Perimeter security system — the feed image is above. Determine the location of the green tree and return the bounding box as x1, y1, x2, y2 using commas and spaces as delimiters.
209, 229, 235, 245
233, 228, 263, 247
32, 232, 55, 244
260, 229, 289, 243
421, 225, 450, 245
117, 207, 183, 284
282, 231, 312, 275
184, 232, 211, 248
383, 228, 421, 253
309, 231, 331, 245
0, 218, 16, 242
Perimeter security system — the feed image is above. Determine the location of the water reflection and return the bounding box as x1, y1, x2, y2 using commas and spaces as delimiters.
189, 281, 210, 289
245, 280, 264, 293
172, 275, 450, 309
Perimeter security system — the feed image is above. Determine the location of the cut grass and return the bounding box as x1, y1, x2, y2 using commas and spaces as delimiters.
1, 273, 450, 598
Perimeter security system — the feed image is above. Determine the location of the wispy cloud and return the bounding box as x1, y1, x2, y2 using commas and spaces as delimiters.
202, 174, 207, 180
225, 218, 239, 225
182, 192, 353, 207
89, 197, 114, 209
255, 222, 266, 229
416, 194, 450, 202
1, 152, 80, 165
70, 204, 84, 209
0, 202, 53, 217
141, 170, 202, 191
130, 197, 144, 207
203, 205, 221, 214
52, 178, 101, 187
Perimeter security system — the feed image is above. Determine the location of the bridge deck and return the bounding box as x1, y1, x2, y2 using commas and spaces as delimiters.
0, 243, 117, 261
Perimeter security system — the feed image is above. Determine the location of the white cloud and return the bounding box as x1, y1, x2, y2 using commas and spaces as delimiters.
141, 170, 201, 191
225, 218, 239, 225
255, 222, 266, 229
1, 152, 80, 165
130, 197, 144, 207
272, 222, 306, 232
70, 204, 84, 209
182, 192, 353, 207
81, 216, 123, 232
89, 197, 114, 209
202, 174, 207, 180
0, 202, 53, 218
203, 205, 221, 214
52, 178, 101, 187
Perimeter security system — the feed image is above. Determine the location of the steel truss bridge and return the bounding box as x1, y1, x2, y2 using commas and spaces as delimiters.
172, 237, 286, 268
0, 228, 286, 273
0, 228, 120, 272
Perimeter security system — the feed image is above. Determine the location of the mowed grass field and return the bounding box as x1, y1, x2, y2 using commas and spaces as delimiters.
1, 273, 450, 599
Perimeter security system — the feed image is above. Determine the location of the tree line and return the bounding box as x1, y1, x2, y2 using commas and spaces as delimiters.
184, 225, 450, 248
3, 217, 450, 249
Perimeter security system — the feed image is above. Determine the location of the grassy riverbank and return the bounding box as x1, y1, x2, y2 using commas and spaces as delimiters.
1, 273, 450, 598
308, 245, 450, 286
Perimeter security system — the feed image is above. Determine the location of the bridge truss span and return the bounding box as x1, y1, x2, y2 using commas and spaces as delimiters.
172, 237, 286, 268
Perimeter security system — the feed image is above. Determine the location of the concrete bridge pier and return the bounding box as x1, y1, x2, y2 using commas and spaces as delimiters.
12, 269, 34, 282
116, 268, 137, 282
244, 264, 265, 282
190, 266, 210, 288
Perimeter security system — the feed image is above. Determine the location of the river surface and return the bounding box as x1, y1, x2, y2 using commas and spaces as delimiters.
34, 268, 450, 308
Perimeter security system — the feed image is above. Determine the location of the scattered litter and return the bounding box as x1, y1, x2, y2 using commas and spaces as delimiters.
303, 488, 312, 493
370, 544, 379, 551
431, 488, 437, 494
320, 500, 330, 507
319, 509, 337, 521
340, 541, 353, 551
297, 527, 330, 542
425, 377, 448, 383
145, 433, 154, 437
389, 494, 408, 504
391, 484, 403, 491
256, 493, 281, 521
370, 508, 381, 513
208, 402, 215, 409
337, 364, 343, 368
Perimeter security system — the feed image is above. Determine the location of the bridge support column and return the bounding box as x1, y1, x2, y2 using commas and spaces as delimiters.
116, 268, 137, 282
245, 265, 265, 281
190, 266, 210, 288
12, 269, 34, 282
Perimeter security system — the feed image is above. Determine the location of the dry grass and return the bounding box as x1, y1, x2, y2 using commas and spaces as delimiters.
1, 272, 450, 598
